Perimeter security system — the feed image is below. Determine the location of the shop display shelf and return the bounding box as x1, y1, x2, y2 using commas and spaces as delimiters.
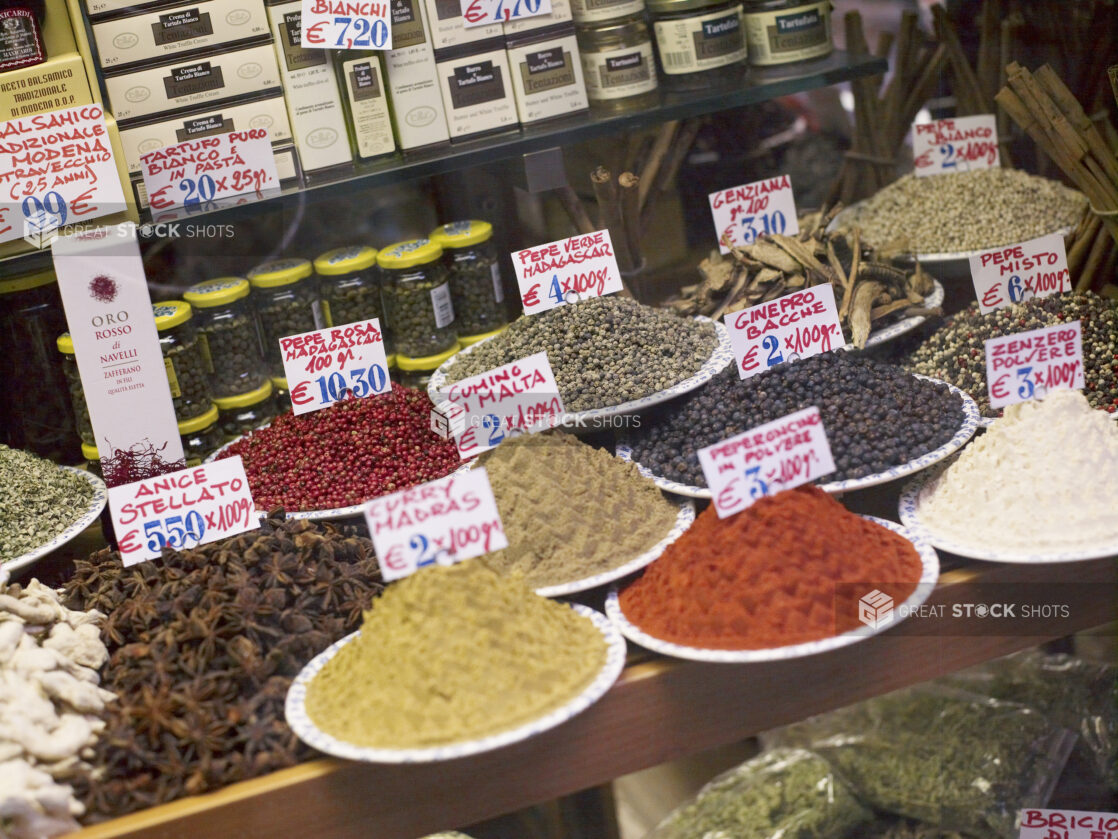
68, 555, 1117, 839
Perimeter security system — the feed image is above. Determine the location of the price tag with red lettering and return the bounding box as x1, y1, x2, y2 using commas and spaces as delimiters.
1018, 809, 1118, 839
697, 406, 835, 518
708, 174, 799, 254
985, 321, 1083, 409
725, 285, 843, 380
461, 0, 551, 26
301, 0, 391, 49
912, 115, 999, 176
969, 232, 1070, 313
432, 351, 564, 457
363, 468, 507, 582
280, 318, 391, 415
108, 456, 259, 566
513, 230, 623, 315
140, 129, 280, 212
0, 104, 127, 247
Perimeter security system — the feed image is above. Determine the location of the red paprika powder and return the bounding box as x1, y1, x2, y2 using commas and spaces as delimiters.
618, 486, 924, 650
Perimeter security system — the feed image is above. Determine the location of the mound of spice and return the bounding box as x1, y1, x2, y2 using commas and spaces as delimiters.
305, 562, 607, 749
917, 389, 1118, 552
628, 352, 965, 486
221, 383, 459, 511
477, 433, 679, 588
848, 169, 1084, 253
62, 517, 383, 820
618, 487, 924, 649
440, 296, 719, 412
906, 292, 1118, 417
0, 445, 95, 562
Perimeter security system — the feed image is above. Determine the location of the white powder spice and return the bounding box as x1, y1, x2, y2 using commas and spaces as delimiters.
918, 390, 1118, 551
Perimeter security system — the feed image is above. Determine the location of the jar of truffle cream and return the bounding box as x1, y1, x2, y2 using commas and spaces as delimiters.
648, 0, 747, 89
742, 0, 833, 66
577, 15, 660, 110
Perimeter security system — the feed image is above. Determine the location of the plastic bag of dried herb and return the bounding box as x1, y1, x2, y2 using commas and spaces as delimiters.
765, 687, 1077, 839
939, 651, 1117, 790
645, 748, 873, 839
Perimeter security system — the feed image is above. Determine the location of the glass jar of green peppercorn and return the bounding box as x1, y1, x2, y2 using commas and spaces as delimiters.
314, 245, 396, 365
247, 258, 321, 378
178, 404, 224, 465
429, 220, 508, 340
154, 301, 215, 422
184, 277, 268, 398
271, 375, 289, 406
377, 238, 459, 362
56, 333, 94, 447
214, 380, 277, 441
82, 442, 102, 477
395, 343, 461, 389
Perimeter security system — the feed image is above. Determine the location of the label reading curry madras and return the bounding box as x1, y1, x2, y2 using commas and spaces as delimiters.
743, 1, 831, 65
653, 7, 745, 74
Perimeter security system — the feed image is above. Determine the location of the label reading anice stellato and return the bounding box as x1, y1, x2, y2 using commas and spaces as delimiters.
513, 229, 623, 315
698, 406, 836, 518
708, 174, 799, 254
969, 232, 1070, 314
278, 318, 392, 415
363, 468, 508, 581
725, 285, 843, 380
300, 0, 392, 49
1018, 808, 1118, 839
985, 320, 1084, 409
912, 114, 999, 176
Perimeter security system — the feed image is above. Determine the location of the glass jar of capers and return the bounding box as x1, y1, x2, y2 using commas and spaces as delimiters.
314, 245, 395, 362
178, 404, 224, 465
56, 333, 94, 447
247, 258, 321, 378
214, 380, 277, 441
154, 301, 215, 422
429, 220, 508, 339
82, 442, 102, 478
184, 277, 268, 398
377, 238, 460, 361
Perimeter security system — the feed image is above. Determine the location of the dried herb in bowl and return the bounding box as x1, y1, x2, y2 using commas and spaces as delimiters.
0, 445, 94, 562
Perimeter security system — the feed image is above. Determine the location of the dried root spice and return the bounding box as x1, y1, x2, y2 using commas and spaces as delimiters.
0, 445, 94, 562
619, 487, 923, 650
62, 517, 383, 821
477, 433, 679, 588
305, 562, 607, 749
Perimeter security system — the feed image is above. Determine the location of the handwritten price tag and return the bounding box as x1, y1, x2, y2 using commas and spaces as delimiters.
985, 321, 1083, 409
969, 232, 1070, 313
461, 0, 551, 26
0, 104, 127, 247
725, 285, 843, 380
513, 229, 623, 315
280, 318, 391, 415
1018, 809, 1118, 839
698, 406, 835, 518
108, 456, 259, 566
913, 114, 999, 176
301, 0, 391, 48
140, 129, 279, 212
364, 468, 507, 581
708, 174, 799, 254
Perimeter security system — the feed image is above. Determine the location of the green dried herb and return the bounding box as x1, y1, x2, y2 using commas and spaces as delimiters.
0, 444, 94, 561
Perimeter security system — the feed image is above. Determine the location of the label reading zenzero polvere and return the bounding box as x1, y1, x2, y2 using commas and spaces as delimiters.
985, 321, 1084, 409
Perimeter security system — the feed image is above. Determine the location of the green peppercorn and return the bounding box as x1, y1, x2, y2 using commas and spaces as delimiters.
57, 334, 94, 446
154, 301, 214, 422
314, 246, 395, 356
378, 239, 458, 359
430, 220, 508, 337
185, 278, 269, 398
247, 259, 321, 378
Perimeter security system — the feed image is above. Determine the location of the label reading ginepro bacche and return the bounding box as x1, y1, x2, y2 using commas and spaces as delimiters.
653, 7, 745, 74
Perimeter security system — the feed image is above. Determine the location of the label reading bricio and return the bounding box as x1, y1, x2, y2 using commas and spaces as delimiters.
912, 114, 999, 176
985, 321, 1084, 409
725, 285, 843, 379
709, 174, 799, 254
1018, 809, 1118, 839
969, 232, 1070, 314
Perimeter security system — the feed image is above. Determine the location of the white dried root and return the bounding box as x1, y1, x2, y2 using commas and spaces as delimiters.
0, 576, 113, 839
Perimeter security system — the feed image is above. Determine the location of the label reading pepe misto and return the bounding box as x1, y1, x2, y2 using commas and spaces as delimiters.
743, 1, 831, 66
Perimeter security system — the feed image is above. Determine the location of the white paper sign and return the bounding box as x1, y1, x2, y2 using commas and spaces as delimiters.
1018, 809, 1118, 839
300, 0, 391, 49
969, 232, 1070, 313
985, 321, 1084, 409
0, 104, 127, 247
513, 229, 623, 315
363, 468, 507, 581
708, 174, 799, 254
697, 406, 835, 518
725, 285, 843, 380
460, 0, 551, 26
108, 457, 259, 566
140, 129, 280, 213
431, 351, 564, 457
912, 114, 999, 176
279, 318, 391, 415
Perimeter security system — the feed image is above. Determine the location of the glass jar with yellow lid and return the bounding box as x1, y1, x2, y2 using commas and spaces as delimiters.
247, 258, 320, 378
429, 221, 508, 340
184, 277, 268, 398
394, 343, 462, 390
314, 245, 395, 365
154, 301, 215, 422
648, 0, 747, 89
56, 332, 94, 447
214, 380, 277, 440
577, 15, 660, 110
178, 404, 224, 465
377, 238, 459, 361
